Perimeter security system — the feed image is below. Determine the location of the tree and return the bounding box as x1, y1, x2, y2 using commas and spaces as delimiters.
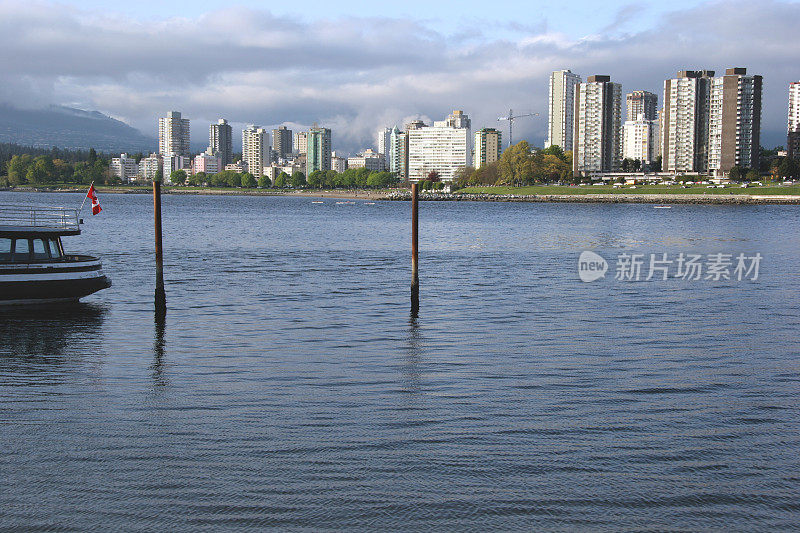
26, 156, 55, 184
290, 170, 306, 188
226, 172, 242, 187
366, 171, 395, 188
651, 155, 663, 172
170, 169, 187, 185
188, 172, 207, 186
88, 148, 97, 165
6, 154, 32, 185
541, 154, 570, 182
453, 166, 475, 187
307, 170, 326, 188
240, 172, 256, 188
729, 166, 744, 181
745, 169, 760, 182
777, 157, 798, 179
427, 170, 440, 182
274, 172, 287, 188
258, 174, 271, 188
290, 171, 305, 187
540, 144, 566, 161
154, 169, 163, 183
621, 158, 634, 172
498, 141, 534, 186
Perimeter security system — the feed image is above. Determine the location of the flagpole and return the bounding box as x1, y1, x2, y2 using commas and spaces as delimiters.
78, 181, 94, 217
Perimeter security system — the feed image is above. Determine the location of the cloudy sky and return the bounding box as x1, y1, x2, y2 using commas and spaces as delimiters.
2, 0, 798, 153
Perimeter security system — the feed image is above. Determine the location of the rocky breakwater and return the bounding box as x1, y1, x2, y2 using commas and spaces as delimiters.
385, 190, 800, 205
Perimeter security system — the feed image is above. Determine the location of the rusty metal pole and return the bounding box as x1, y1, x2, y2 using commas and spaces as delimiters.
154, 180, 166, 317
411, 183, 419, 315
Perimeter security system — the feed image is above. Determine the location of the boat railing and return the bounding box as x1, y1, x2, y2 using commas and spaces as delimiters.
0, 205, 80, 230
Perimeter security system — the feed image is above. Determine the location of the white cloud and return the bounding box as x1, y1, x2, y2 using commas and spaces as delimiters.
0, 0, 797, 152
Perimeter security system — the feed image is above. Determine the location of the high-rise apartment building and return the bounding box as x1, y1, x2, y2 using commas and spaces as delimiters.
407, 111, 471, 182
572, 75, 622, 175
306, 126, 332, 174
474, 128, 502, 168
622, 115, 658, 165
273, 126, 293, 160
546, 70, 582, 150
388, 126, 405, 176
208, 119, 233, 166
403, 120, 426, 181
789, 82, 800, 159
377, 128, 392, 164
626, 91, 658, 121
294, 131, 308, 155
661, 70, 714, 172
242, 125, 269, 178
707, 68, 762, 174
158, 111, 190, 157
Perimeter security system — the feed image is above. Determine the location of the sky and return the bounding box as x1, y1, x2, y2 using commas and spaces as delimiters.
2, 0, 799, 153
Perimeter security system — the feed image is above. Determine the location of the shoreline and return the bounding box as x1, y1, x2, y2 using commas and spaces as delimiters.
3, 186, 799, 204
385, 191, 800, 205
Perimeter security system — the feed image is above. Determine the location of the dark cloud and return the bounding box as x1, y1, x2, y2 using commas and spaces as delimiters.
0, 0, 796, 152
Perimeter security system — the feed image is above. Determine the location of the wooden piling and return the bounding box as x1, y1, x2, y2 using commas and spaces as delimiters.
411, 182, 419, 315
153, 180, 166, 316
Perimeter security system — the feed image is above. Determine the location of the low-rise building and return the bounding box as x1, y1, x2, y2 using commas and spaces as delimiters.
163, 154, 191, 183
193, 153, 222, 175
331, 152, 347, 173
137, 154, 162, 181
347, 149, 385, 171
225, 161, 247, 173
109, 153, 138, 182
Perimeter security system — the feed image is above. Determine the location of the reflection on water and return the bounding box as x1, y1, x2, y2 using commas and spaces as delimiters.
0, 303, 106, 357
151, 312, 167, 389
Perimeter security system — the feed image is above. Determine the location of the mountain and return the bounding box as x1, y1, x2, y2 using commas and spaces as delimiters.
0, 104, 156, 153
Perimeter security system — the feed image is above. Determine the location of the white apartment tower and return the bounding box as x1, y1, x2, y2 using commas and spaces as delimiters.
407, 111, 471, 182
242, 125, 269, 178
158, 111, 190, 158
572, 75, 622, 175
377, 128, 392, 165
294, 131, 308, 155
789, 82, 800, 159
623, 116, 658, 165
547, 70, 582, 150
209, 119, 233, 166
661, 70, 714, 173
474, 128, 502, 168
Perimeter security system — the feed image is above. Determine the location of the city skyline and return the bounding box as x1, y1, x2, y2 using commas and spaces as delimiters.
1, 0, 799, 153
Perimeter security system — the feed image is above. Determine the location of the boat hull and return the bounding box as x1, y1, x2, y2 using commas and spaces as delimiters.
0, 259, 111, 306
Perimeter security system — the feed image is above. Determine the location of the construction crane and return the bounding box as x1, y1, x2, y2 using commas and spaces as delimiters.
497, 109, 539, 148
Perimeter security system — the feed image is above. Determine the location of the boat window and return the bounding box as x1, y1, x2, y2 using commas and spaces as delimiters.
12, 239, 30, 262
0, 238, 11, 261
48, 239, 62, 259
32, 239, 48, 260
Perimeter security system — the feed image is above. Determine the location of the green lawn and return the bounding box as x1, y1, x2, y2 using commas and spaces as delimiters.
456, 184, 800, 196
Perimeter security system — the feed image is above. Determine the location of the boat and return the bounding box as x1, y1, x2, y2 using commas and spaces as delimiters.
654, 205, 672, 209
311, 200, 324, 204
0, 205, 111, 306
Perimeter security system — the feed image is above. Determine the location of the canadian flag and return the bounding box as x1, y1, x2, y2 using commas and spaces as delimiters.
87, 184, 102, 215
